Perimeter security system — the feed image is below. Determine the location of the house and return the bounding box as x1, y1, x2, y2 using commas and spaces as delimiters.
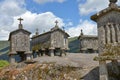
8, 18, 32, 63
91, 0, 120, 80
78, 29, 98, 53
31, 20, 70, 56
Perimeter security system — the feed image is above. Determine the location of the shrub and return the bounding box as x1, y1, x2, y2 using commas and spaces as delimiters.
0, 60, 9, 68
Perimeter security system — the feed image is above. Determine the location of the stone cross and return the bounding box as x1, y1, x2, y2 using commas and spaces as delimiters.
18, 17, 23, 24
109, 0, 117, 3
81, 29, 83, 35
55, 20, 58, 25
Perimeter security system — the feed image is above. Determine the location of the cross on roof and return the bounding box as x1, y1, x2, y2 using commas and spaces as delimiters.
109, 0, 117, 3
55, 20, 58, 25
81, 29, 83, 35
18, 17, 23, 24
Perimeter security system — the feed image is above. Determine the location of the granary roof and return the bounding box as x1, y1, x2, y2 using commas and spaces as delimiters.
78, 35, 98, 40
78, 29, 98, 39
91, 0, 120, 22
31, 27, 69, 39
31, 21, 70, 39
8, 29, 31, 41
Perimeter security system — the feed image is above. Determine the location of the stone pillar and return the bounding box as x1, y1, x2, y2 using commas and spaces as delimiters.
42, 49, 46, 56
111, 60, 119, 75
99, 60, 108, 80
111, 24, 116, 43
9, 52, 16, 64
102, 26, 106, 44
36, 51, 39, 58
98, 26, 105, 53
61, 49, 66, 56
38, 52, 41, 57
116, 24, 120, 42
25, 51, 32, 61
106, 24, 111, 43
32, 51, 35, 58
49, 49, 54, 56
9, 55, 15, 64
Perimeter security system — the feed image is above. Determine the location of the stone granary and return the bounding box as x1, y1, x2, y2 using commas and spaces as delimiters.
78, 29, 98, 53
31, 21, 69, 57
8, 18, 32, 63
91, 0, 120, 80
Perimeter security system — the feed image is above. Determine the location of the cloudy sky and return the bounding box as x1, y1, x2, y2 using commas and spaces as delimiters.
0, 0, 120, 40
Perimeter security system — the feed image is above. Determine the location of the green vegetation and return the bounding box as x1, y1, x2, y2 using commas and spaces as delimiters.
68, 37, 80, 53
0, 60, 9, 68
0, 62, 81, 80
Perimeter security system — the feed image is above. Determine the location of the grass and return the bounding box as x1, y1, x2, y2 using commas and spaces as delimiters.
0, 60, 9, 69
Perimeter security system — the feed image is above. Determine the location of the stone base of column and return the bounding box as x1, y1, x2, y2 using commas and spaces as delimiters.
9, 55, 15, 64
9, 52, 16, 64
25, 51, 32, 61
37, 52, 41, 57
111, 60, 119, 75
61, 49, 66, 57
99, 60, 108, 80
49, 49, 54, 57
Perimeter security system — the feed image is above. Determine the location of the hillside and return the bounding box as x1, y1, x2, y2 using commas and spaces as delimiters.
0, 41, 10, 54
68, 36, 80, 53
0, 41, 10, 60
0, 53, 99, 80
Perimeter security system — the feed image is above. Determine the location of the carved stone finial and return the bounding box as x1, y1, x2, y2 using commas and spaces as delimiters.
18, 17, 23, 24
81, 29, 83, 36
54, 20, 59, 28
55, 20, 58, 26
35, 28, 39, 35
109, 0, 117, 3
18, 17, 23, 29
109, 0, 118, 8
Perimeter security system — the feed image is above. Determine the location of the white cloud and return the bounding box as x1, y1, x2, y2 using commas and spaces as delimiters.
0, 0, 99, 40
0, 0, 25, 16
13, 11, 64, 34
0, 11, 64, 40
79, 0, 109, 15
0, 0, 65, 40
33, 0, 66, 4
0, 29, 9, 40
66, 20, 97, 37
0, 0, 26, 31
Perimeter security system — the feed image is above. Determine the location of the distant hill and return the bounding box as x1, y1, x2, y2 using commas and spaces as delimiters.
0, 41, 10, 61
68, 36, 80, 53
0, 41, 10, 55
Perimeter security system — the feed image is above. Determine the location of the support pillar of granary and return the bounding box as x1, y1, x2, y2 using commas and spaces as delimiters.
98, 26, 106, 52
99, 60, 108, 80
111, 24, 116, 43
42, 49, 46, 56
61, 48, 66, 56
111, 60, 120, 75
9, 52, 16, 64
106, 24, 111, 43
36, 50, 40, 57
25, 52, 32, 61
37, 51, 41, 57
32, 50, 35, 58
49, 47, 54, 56
116, 24, 120, 43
